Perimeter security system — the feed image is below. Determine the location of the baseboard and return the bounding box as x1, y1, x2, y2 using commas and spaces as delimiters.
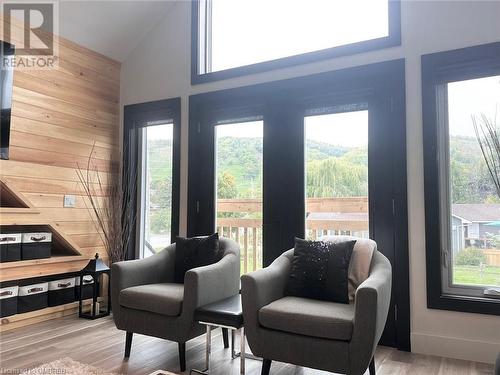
411, 332, 499, 364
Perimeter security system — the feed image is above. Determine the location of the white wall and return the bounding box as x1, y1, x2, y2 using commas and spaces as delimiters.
120, 0, 500, 364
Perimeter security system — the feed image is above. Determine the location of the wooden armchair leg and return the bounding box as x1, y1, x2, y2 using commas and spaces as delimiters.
178, 342, 186, 372
124, 332, 133, 358
261, 359, 272, 375
369, 356, 376, 375
222, 328, 229, 348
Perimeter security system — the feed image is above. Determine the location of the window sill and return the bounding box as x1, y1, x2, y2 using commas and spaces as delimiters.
192, 35, 401, 85
428, 293, 500, 316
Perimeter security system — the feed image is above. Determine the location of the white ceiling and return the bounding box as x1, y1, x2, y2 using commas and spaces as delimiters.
58, 1, 176, 62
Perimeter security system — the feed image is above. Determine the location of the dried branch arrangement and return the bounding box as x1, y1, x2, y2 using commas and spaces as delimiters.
473, 111, 500, 198
76, 143, 136, 264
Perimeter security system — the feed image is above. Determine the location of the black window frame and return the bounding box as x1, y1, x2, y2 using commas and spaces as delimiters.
123, 97, 181, 260
422, 42, 500, 316
191, 0, 402, 85
188, 59, 410, 351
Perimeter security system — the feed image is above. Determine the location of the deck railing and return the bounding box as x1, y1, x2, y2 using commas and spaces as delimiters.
216, 197, 369, 273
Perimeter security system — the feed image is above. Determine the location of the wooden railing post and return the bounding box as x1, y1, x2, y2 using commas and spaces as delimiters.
252, 227, 257, 272
243, 227, 248, 273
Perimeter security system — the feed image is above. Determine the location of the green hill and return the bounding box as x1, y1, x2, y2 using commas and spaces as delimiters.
145, 134, 497, 210
216, 137, 367, 199
450, 135, 497, 203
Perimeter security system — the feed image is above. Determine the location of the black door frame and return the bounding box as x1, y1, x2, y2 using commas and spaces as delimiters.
188, 60, 409, 351
123, 97, 181, 260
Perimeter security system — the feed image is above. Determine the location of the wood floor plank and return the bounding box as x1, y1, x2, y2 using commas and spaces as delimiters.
0, 316, 493, 375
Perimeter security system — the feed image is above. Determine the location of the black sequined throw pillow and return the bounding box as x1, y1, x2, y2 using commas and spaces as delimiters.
174, 233, 222, 283
285, 238, 356, 304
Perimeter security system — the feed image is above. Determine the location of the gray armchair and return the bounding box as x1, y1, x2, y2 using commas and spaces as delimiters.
241, 236, 391, 375
111, 238, 240, 372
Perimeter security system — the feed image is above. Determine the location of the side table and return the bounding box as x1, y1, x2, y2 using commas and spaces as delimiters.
190, 294, 260, 374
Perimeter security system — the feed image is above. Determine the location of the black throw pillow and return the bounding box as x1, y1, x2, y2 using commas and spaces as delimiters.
174, 233, 222, 283
285, 238, 356, 304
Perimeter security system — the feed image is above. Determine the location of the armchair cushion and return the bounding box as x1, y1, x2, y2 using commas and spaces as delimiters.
320, 236, 375, 301
258, 296, 354, 341
174, 233, 222, 283
286, 238, 355, 303
119, 283, 184, 317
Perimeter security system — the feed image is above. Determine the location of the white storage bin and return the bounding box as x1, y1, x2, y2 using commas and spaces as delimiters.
21, 232, 52, 260
0, 286, 18, 317
0, 233, 21, 262
18, 282, 48, 313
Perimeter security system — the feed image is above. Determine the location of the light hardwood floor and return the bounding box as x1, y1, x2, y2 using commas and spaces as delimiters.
0, 316, 493, 375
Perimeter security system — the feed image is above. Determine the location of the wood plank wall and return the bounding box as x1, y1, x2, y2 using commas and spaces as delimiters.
0, 17, 120, 264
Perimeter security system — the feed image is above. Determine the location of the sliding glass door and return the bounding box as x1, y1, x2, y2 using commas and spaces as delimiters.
305, 110, 369, 240
215, 121, 263, 273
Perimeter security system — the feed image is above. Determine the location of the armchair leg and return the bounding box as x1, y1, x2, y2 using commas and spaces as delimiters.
261, 359, 272, 375
222, 328, 229, 348
178, 342, 186, 372
369, 357, 376, 375
124, 332, 133, 358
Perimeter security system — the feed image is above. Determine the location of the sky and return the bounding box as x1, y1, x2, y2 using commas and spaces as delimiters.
148, 111, 369, 149
211, 0, 388, 72
215, 111, 368, 149
305, 111, 368, 147
145, 122, 173, 141
216, 121, 263, 138
448, 75, 500, 137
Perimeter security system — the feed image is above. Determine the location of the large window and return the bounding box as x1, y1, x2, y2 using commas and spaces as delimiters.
192, 0, 401, 83
423, 42, 500, 315
446, 76, 500, 294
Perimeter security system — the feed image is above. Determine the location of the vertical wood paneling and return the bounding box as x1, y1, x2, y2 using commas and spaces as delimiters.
0, 26, 120, 273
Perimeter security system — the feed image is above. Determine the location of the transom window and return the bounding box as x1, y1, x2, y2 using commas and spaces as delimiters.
193, 0, 401, 83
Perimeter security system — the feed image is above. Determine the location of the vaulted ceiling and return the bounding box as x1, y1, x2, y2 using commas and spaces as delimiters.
58, 1, 175, 62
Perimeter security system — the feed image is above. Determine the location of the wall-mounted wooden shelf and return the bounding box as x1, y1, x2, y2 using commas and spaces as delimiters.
1, 180, 86, 283
0, 255, 88, 282
0, 207, 41, 215
0, 180, 34, 209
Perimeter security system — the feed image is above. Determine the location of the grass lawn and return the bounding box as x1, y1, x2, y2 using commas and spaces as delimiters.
453, 265, 500, 286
